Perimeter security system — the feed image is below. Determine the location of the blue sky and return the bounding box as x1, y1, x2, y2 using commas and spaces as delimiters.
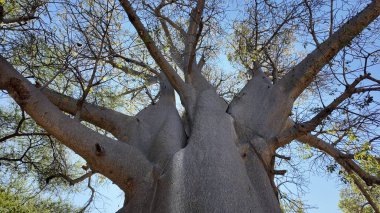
306, 175, 341, 213
2, 0, 379, 212
69, 173, 342, 213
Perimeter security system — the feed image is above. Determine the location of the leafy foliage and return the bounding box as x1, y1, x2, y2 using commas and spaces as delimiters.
0, 184, 77, 213
339, 184, 380, 213
1, 0, 380, 211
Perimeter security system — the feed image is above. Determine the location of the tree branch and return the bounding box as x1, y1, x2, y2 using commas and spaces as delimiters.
110, 53, 160, 76
0, 2, 43, 25
263, 47, 279, 83
41, 88, 132, 141
0, 15, 38, 24
274, 74, 369, 147
297, 134, 380, 186
119, 0, 189, 97
151, 0, 187, 37
351, 175, 380, 213
298, 74, 368, 132
0, 56, 153, 190
275, 153, 291, 161
79, 176, 96, 213
278, 0, 380, 100
184, 0, 205, 74
303, 0, 320, 46
0, 132, 49, 143
105, 57, 159, 81
46, 171, 94, 186
150, 3, 185, 69
272, 169, 287, 175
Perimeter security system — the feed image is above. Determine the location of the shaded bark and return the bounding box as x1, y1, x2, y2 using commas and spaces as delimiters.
0, 55, 153, 195
132, 89, 281, 212
1, 0, 380, 212
279, 0, 380, 100
42, 88, 134, 141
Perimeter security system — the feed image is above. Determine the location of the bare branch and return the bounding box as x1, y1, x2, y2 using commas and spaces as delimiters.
275, 153, 291, 161
272, 169, 287, 175
0, 15, 38, 24
263, 47, 279, 83
0, 56, 153, 189
258, 5, 299, 53
79, 176, 96, 213
105, 57, 159, 80
299, 74, 368, 132
197, 53, 206, 70
150, 4, 185, 68
184, 0, 205, 74
278, 1, 380, 100
0, 2, 43, 24
274, 74, 369, 147
158, 13, 187, 38
297, 134, 380, 186
46, 171, 94, 186
119, 0, 189, 96
0, 132, 49, 143
111, 53, 160, 76
144, 0, 187, 38
351, 175, 380, 213
41, 88, 134, 141
0, 110, 49, 143
303, 0, 320, 46
329, 0, 334, 36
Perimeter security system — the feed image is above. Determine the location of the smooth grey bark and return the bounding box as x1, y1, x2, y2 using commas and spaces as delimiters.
0, 56, 154, 193
279, 0, 380, 100
1, 0, 380, 212
42, 88, 134, 141
1, 54, 282, 212
123, 89, 281, 212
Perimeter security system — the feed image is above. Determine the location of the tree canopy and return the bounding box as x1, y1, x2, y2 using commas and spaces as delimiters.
0, 0, 380, 212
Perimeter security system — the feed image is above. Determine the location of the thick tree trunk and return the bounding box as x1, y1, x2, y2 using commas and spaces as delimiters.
113, 1, 380, 211
119, 89, 281, 212
0, 58, 281, 212
1, 0, 380, 212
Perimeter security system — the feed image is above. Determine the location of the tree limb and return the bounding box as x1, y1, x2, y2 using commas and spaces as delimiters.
351, 175, 380, 213
105, 58, 159, 81
0, 56, 153, 190
298, 74, 368, 132
278, 0, 380, 100
275, 153, 291, 161
41, 88, 132, 141
45, 171, 94, 186
79, 176, 96, 213
0, 132, 49, 143
0, 2, 43, 25
119, 0, 189, 97
303, 0, 320, 46
110, 53, 160, 76
150, 3, 185, 69
297, 134, 380, 186
184, 0, 205, 74
149, 0, 187, 37
0, 15, 38, 24
274, 74, 369, 147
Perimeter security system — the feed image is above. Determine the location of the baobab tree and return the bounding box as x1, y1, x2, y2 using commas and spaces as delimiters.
1, 0, 380, 212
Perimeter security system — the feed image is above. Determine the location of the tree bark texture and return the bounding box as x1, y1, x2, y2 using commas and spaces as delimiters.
1, 0, 380, 212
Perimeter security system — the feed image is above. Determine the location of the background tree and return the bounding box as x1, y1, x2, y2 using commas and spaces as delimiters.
0, 184, 77, 213
1, 0, 380, 212
339, 183, 380, 213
